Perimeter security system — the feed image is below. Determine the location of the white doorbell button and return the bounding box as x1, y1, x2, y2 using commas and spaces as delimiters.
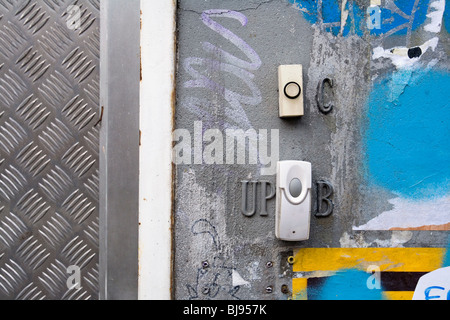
284, 82, 301, 99
278, 65, 304, 117
276, 161, 312, 241
289, 178, 302, 197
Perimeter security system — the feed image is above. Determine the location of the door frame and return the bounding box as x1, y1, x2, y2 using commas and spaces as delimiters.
99, 0, 176, 300
138, 0, 177, 300
99, 0, 141, 300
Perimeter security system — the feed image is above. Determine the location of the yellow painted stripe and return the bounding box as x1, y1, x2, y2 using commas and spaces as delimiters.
293, 248, 445, 273
292, 278, 307, 300
383, 291, 414, 300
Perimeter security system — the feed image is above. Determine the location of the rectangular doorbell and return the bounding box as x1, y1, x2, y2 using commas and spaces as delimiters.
278, 65, 304, 117
275, 161, 311, 241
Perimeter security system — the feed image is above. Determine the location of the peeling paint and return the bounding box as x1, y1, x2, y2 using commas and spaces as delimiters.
339, 231, 414, 247
425, 0, 446, 32
372, 37, 438, 69
292, 247, 447, 300
354, 196, 450, 230
232, 270, 250, 287
174, 0, 450, 300
360, 68, 450, 230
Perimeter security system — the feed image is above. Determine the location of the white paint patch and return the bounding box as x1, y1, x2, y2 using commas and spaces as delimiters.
389, 231, 414, 247
413, 266, 450, 300
372, 46, 417, 69
372, 0, 445, 69
389, 47, 409, 56
372, 37, 438, 69
424, 0, 446, 33
232, 270, 250, 287
247, 261, 261, 281
177, 169, 228, 251
340, 0, 349, 35
340, 231, 370, 247
353, 196, 450, 230
420, 36, 440, 52
340, 231, 413, 247
427, 58, 439, 68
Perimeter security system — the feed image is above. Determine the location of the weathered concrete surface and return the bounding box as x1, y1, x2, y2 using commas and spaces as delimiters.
174, 0, 450, 300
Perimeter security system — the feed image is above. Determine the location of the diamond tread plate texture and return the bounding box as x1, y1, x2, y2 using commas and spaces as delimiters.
0, 0, 99, 300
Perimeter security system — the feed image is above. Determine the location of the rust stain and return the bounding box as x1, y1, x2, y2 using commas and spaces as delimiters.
94, 106, 104, 127
390, 222, 450, 231
140, 46, 142, 82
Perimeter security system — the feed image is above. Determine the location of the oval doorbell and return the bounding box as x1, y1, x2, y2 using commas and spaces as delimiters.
275, 161, 311, 241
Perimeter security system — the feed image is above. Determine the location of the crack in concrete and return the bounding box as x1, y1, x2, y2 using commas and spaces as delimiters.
180, 0, 276, 15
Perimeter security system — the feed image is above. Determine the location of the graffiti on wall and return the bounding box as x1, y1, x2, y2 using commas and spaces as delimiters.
177, 9, 280, 175
288, 0, 447, 71
289, 0, 449, 231
356, 68, 450, 231
413, 266, 450, 300
292, 247, 450, 300
186, 219, 241, 300
182, 9, 262, 131
288, 0, 446, 39
360, 0, 449, 231
286, 0, 450, 300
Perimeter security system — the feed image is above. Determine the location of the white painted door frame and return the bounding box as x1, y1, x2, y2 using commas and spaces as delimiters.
138, 0, 177, 300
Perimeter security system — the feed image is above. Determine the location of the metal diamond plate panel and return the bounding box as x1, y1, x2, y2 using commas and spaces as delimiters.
0, 0, 99, 300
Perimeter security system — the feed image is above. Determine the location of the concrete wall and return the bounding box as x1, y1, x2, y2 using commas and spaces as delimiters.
174, 0, 450, 300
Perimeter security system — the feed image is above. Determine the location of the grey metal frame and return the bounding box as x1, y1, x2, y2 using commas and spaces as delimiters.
99, 0, 140, 300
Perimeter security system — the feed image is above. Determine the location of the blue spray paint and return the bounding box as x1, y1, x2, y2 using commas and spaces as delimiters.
287, 0, 357, 36
371, 0, 430, 36
288, 0, 431, 37
404, 0, 430, 31
363, 68, 450, 200
321, 0, 341, 23
313, 269, 384, 300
